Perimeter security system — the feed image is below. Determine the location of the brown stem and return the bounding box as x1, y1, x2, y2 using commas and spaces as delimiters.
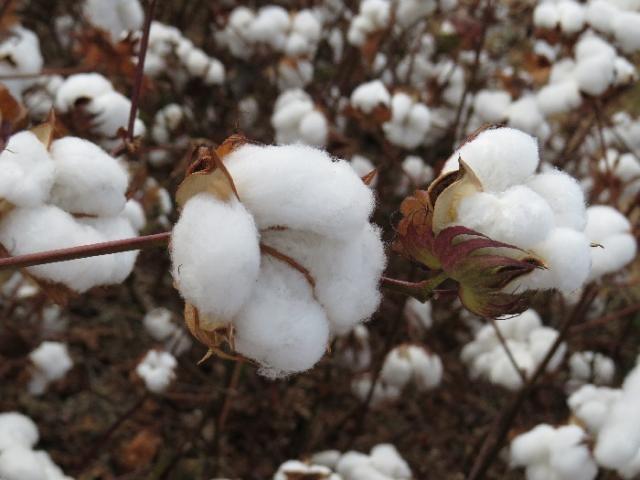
571, 302, 640, 333
127, 0, 158, 142
0, 232, 171, 271
381, 272, 449, 302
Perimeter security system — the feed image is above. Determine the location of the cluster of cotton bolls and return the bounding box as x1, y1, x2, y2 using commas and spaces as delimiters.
596, 148, 640, 201
148, 103, 191, 166
395, 156, 434, 195
143, 307, 192, 356
439, 127, 595, 294
55, 73, 146, 149
382, 93, 432, 149
0, 25, 44, 100
509, 423, 598, 480
83, 0, 144, 40
135, 349, 178, 394
461, 309, 566, 390
27, 341, 73, 395
566, 351, 615, 392
380, 344, 443, 392
0, 413, 73, 480
171, 143, 386, 377
350, 79, 391, 116
0, 130, 144, 292
274, 444, 412, 480
271, 90, 329, 147
145, 22, 225, 87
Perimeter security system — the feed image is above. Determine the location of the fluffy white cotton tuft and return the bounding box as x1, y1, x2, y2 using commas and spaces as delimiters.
0, 27, 44, 99
473, 90, 511, 123
272, 89, 328, 147
350, 80, 391, 114
568, 351, 615, 391
28, 341, 73, 395
84, 0, 144, 39
0, 413, 39, 451
380, 344, 442, 392
382, 93, 431, 149
403, 297, 432, 330
136, 350, 177, 394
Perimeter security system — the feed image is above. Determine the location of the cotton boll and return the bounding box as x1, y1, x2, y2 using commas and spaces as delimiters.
0, 413, 39, 451
123, 199, 146, 231
585, 205, 636, 279
568, 385, 622, 433
350, 155, 377, 187
536, 81, 581, 116
574, 54, 615, 96
442, 127, 540, 192
586, 1, 617, 34
48, 137, 128, 216
613, 11, 640, 53
381, 348, 413, 389
0, 27, 44, 99
143, 308, 176, 341
171, 194, 260, 322
28, 341, 73, 395
54, 73, 114, 112
404, 297, 432, 329
84, 0, 144, 39
350, 80, 391, 114
0, 131, 54, 208
222, 144, 375, 239
473, 90, 511, 122
298, 110, 329, 147
135, 350, 177, 394
407, 346, 443, 391
0, 446, 47, 480
569, 351, 615, 386
507, 97, 547, 138
233, 258, 330, 377
86, 91, 142, 140
351, 374, 401, 404
369, 444, 412, 479
533, 3, 559, 29
526, 170, 586, 230
336, 451, 373, 478
613, 56, 637, 85
383, 93, 432, 149
488, 344, 533, 390
511, 424, 556, 466
557, 1, 585, 34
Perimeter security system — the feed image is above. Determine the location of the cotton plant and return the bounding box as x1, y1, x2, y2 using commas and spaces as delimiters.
143, 307, 192, 356
567, 351, 615, 392
509, 423, 598, 480
380, 344, 443, 392
0, 26, 44, 100
135, 349, 177, 394
145, 22, 225, 87
55, 73, 146, 149
0, 412, 73, 480
170, 137, 386, 377
0, 126, 142, 293
382, 92, 431, 149
271, 89, 329, 147
584, 205, 637, 280
461, 309, 566, 390
83, 0, 144, 40
315, 444, 413, 480
568, 384, 622, 435
27, 341, 73, 395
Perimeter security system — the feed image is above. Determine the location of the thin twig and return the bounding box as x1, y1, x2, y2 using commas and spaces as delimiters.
571, 302, 640, 333
489, 318, 527, 385
0, 232, 171, 271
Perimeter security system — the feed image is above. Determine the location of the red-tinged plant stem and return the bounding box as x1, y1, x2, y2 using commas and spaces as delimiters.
126, 0, 158, 142
466, 285, 598, 480
0, 232, 171, 271
381, 272, 449, 302
0, 67, 92, 80
570, 302, 640, 333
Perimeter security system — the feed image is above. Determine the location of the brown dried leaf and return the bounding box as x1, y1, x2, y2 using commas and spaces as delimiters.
116, 429, 162, 472
0, 82, 25, 129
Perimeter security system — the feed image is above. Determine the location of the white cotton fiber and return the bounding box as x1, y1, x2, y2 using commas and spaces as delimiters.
233, 257, 330, 377
0, 27, 44, 99
0, 131, 54, 207
135, 349, 177, 394
350, 80, 391, 114
0, 446, 47, 480
369, 444, 412, 479
612, 11, 640, 53
473, 90, 511, 122
84, 0, 144, 39
558, 1, 585, 34
54, 73, 114, 112
526, 169, 586, 231
442, 127, 540, 192
507, 96, 547, 138
569, 385, 622, 433
171, 193, 261, 323
585, 205, 636, 279
49, 137, 128, 216
28, 341, 73, 395
123, 199, 146, 231
222, 144, 375, 240
574, 54, 615, 96
383, 93, 431, 149
86, 91, 141, 139
0, 413, 39, 451
403, 297, 432, 329
381, 348, 413, 389
533, 3, 559, 29
586, 1, 617, 34
536, 81, 581, 116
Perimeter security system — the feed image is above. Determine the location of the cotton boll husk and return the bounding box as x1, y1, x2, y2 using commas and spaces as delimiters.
171, 193, 260, 323
456, 186, 554, 249
48, 137, 128, 216
0, 131, 54, 208
381, 348, 413, 389
0, 446, 47, 480
233, 257, 330, 377
473, 90, 511, 122
260, 225, 385, 334
0, 413, 39, 451
0, 206, 120, 292
54, 73, 114, 112
510, 424, 556, 466
574, 54, 615, 96
525, 170, 586, 231
536, 81, 581, 116
442, 127, 540, 192
350, 80, 391, 114
369, 444, 412, 479
613, 11, 640, 53
222, 144, 375, 240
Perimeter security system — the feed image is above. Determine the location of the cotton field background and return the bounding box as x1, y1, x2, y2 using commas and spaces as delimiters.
0, 0, 639, 479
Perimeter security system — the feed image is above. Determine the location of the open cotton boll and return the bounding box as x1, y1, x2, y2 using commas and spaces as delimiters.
369, 444, 412, 479
84, 0, 144, 39
0, 27, 44, 99
507, 96, 548, 139
403, 297, 432, 329
136, 350, 177, 394
233, 257, 330, 377
612, 11, 640, 53
171, 193, 260, 323
473, 90, 511, 123
382, 93, 431, 149
442, 127, 539, 192
574, 54, 615, 96
351, 374, 401, 404
347, 0, 390, 46
525, 170, 586, 231
0, 131, 54, 208
557, 1, 586, 34
54, 73, 114, 112
585, 205, 637, 280
271, 90, 328, 147
536, 81, 581, 116
144, 308, 176, 341
407, 346, 443, 391
381, 348, 413, 389
533, 3, 559, 29
222, 144, 375, 240
0, 446, 48, 480
273, 460, 338, 480
262, 225, 385, 334
350, 80, 391, 114
456, 186, 555, 249
586, 1, 617, 34
0, 413, 39, 451
350, 155, 377, 186
86, 91, 146, 141
49, 137, 128, 216
569, 385, 622, 434
28, 342, 73, 395
123, 199, 146, 232
569, 351, 615, 386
